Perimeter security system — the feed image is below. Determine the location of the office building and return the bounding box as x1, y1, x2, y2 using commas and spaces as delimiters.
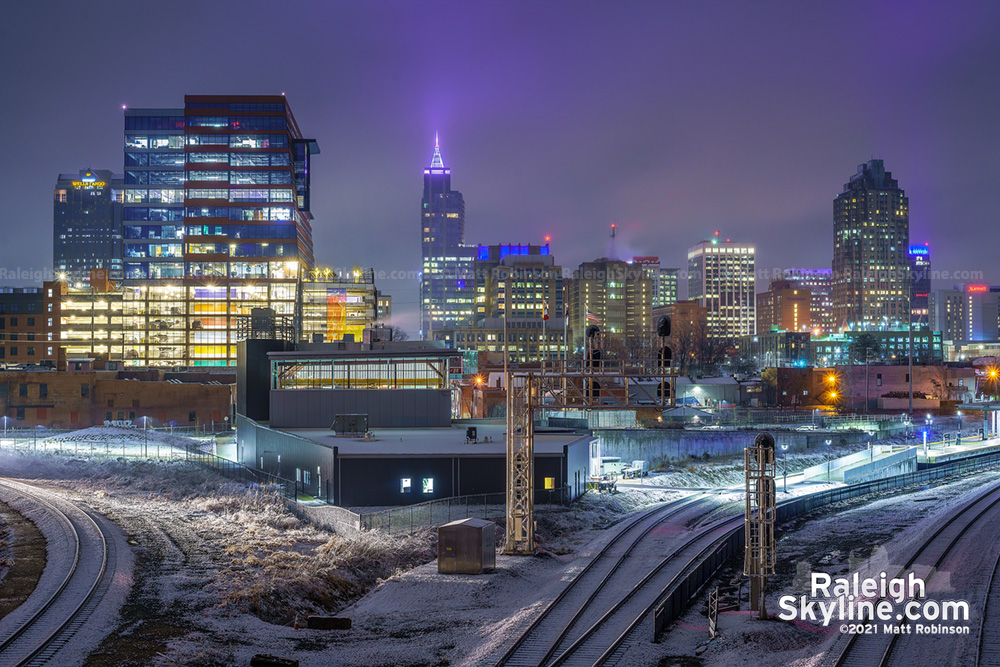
756, 279, 811, 333
566, 258, 654, 346
783, 269, 834, 333
54, 170, 124, 282
832, 159, 910, 331
687, 236, 756, 338
629, 258, 679, 308
812, 330, 943, 366
0, 284, 61, 365
376, 291, 392, 326
659, 268, 679, 307
909, 244, 931, 328
736, 331, 812, 368
420, 136, 474, 337
299, 268, 377, 344
930, 284, 1000, 342
122, 94, 319, 366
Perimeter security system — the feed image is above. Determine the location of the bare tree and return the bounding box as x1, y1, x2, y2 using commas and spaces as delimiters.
389, 326, 410, 342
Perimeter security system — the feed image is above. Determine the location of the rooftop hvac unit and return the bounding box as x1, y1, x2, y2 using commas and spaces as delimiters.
332, 414, 368, 436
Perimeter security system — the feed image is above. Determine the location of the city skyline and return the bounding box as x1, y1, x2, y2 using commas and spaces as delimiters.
2, 2, 1000, 337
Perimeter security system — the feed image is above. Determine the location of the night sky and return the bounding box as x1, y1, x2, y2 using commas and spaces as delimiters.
2, 1, 999, 335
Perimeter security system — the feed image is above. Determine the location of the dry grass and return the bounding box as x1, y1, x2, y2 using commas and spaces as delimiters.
214, 527, 435, 625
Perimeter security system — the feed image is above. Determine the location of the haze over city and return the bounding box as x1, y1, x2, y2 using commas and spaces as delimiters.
3, 1, 1000, 334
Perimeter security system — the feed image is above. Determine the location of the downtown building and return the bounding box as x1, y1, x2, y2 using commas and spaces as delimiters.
630, 257, 679, 308
119, 94, 319, 366
420, 137, 475, 338
433, 243, 568, 363
832, 159, 911, 331
782, 268, 834, 333
756, 279, 811, 333
930, 284, 1000, 343
566, 258, 654, 348
909, 244, 931, 328
54, 170, 124, 282
687, 237, 756, 338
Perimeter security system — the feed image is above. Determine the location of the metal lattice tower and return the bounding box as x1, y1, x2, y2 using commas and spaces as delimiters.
504, 373, 536, 555
744, 432, 776, 618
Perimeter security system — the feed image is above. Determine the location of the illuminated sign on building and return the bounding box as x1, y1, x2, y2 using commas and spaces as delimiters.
72, 181, 106, 189
908, 245, 929, 256
967, 285, 989, 293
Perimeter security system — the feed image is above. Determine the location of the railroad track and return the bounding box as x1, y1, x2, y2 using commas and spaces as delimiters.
495, 490, 727, 667
0, 479, 117, 667
977, 546, 1000, 667
832, 480, 1000, 667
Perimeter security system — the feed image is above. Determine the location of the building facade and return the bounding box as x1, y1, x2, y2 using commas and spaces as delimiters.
783, 268, 834, 333
121, 94, 319, 366
756, 279, 812, 333
832, 160, 910, 331
420, 137, 474, 337
931, 284, 1000, 343
54, 170, 124, 282
567, 258, 654, 347
909, 244, 931, 328
0, 284, 61, 365
736, 331, 812, 368
687, 238, 756, 338
812, 330, 943, 366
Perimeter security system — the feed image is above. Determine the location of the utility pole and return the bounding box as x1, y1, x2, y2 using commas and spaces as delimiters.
908, 293, 914, 417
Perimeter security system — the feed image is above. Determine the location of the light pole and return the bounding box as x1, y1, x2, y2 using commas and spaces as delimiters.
781, 443, 788, 493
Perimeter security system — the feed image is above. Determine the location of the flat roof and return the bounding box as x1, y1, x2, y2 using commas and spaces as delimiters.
282, 424, 588, 457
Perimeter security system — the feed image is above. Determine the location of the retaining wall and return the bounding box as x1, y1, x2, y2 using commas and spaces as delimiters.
595, 428, 876, 468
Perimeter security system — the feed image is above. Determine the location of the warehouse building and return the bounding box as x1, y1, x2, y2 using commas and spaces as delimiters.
236, 338, 591, 506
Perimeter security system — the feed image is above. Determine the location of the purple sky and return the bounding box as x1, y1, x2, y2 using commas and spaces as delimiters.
2, 1, 999, 335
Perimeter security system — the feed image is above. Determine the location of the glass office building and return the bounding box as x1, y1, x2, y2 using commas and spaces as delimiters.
121, 95, 319, 365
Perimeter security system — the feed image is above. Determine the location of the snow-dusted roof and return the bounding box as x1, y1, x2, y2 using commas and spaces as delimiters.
284, 424, 587, 456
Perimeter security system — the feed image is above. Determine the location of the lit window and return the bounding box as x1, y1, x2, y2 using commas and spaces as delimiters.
422, 477, 434, 494
401, 478, 411, 493
544, 477, 556, 490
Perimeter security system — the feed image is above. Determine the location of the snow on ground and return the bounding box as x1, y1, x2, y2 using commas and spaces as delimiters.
34, 426, 208, 457
628, 467, 1000, 667
0, 447, 695, 666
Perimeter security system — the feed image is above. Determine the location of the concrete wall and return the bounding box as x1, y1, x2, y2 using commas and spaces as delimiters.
595, 427, 875, 468
269, 388, 452, 428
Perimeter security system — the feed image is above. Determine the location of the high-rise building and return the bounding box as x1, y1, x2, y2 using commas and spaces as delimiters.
434, 243, 566, 362
54, 170, 124, 282
566, 258, 653, 346
420, 136, 474, 337
756, 279, 811, 333
782, 269, 834, 334
909, 244, 931, 328
832, 159, 910, 331
930, 284, 1000, 342
629, 258, 679, 308
659, 267, 679, 307
687, 237, 756, 338
473, 243, 563, 323
121, 94, 319, 366
299, 268, 377, 344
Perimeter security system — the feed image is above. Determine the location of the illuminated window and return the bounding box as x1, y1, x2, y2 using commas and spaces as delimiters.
422, 478, 434, 494
544, 477, 556, 490
401, 478, 411, 493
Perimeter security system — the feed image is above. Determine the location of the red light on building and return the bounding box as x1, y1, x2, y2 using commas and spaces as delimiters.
968, 285, 989, 293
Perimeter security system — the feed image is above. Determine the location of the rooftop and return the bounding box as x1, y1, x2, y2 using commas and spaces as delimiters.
284, 424, 587, 456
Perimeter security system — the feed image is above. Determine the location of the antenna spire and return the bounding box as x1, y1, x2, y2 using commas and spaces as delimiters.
430, 133, 445, 168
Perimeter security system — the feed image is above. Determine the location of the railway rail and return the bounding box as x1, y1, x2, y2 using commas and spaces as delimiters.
832, 480, 1000, 667
0, 479, 118, 667
496, 491, 732, 667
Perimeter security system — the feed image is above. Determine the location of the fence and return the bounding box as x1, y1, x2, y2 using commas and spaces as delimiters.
651, 445, 1000, 642
358, 487, 570, 535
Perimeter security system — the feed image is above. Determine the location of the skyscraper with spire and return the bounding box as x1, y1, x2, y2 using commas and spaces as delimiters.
420, 135, 475, 337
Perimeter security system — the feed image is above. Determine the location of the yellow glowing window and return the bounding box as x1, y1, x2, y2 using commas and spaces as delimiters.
544, 477, 556, 490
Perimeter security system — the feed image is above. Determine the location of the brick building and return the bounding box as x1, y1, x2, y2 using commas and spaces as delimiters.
0, 366, 233, 428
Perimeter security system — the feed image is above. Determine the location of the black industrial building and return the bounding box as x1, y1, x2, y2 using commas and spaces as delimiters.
236, 339, 591, 506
